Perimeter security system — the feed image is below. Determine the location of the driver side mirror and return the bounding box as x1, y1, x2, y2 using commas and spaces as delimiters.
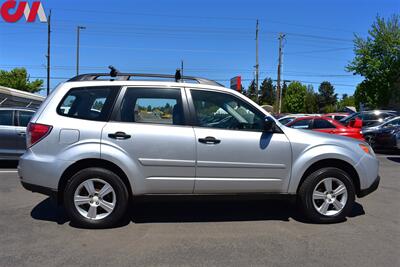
263, 116, 276, 132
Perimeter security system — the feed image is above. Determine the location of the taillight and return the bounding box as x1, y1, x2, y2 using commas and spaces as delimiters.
27, 123, 52, 148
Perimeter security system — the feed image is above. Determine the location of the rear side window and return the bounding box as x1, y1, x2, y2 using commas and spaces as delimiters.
18, 111, 34, 127
313, 119, 336, 129
57, 86, 120, 121
118, 88, 185, 125
0, 110, 13, 126
290, 119, 312, 129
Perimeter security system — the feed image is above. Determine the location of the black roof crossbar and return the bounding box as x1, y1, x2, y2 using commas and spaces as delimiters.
67, 72, 224, 87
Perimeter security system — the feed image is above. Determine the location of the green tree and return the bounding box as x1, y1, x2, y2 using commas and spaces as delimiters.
0, 68, 43, 93
337, 94, 356, 111
260, 78, 275, 105
304, 85, 318, 113
347, 15, 400, 108
283, 81, 307, 113
317, 81, 337, 112
246, 80, 257, 101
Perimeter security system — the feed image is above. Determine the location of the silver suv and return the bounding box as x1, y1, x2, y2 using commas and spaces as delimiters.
19, 71, 380, 228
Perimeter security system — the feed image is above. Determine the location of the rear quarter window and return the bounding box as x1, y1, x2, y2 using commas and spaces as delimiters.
57, 86, 120, 121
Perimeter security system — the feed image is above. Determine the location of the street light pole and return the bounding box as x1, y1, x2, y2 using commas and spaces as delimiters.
76, 26, 86, 76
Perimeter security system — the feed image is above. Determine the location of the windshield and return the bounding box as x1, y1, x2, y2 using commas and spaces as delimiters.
340, 113, 358, 124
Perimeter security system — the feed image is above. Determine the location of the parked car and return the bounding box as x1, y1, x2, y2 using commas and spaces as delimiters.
278, 114, 320, 125
286, 116, 364, 140
397, 131, 400, 149
19, 70, 379, 228
0, 107, 35, 160
324, 113, 349, 121
340, 110, 397, 127
362, 116, 400, 149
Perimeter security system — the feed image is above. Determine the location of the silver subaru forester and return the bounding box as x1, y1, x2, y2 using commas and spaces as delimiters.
19, 71, 380, 228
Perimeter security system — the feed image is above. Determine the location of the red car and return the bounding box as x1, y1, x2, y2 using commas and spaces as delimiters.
286, 116, 364, 140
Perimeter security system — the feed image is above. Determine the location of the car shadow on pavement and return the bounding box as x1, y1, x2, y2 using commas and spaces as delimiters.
30, 197, 366, 228
0, 160, 18, 169
31, 198, 69, 225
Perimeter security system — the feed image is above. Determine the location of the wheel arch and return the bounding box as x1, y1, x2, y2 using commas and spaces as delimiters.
296, 158, 361, 196
57, 158, 133, 204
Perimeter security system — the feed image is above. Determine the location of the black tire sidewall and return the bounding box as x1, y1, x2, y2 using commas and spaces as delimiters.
299, 167, 355, 223
63, 167, 129, 228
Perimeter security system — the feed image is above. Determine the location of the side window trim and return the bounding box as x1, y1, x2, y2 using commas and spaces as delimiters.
110, 86, 191, 126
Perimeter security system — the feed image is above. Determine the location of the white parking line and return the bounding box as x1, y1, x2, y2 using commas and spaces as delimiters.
0, 170, 18, 173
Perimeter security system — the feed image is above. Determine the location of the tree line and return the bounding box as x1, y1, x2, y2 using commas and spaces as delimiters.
244, 78, 354, 114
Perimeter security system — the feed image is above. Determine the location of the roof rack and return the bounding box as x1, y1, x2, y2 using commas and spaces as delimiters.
67, 66, 224, 87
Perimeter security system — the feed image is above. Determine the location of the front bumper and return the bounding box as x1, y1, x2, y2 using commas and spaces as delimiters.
358, 175, 380, 198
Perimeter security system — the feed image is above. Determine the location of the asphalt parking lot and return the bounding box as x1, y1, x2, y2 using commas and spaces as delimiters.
0, 152, 399, 267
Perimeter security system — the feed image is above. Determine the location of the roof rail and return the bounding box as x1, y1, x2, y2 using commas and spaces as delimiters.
67, 72, 224, 87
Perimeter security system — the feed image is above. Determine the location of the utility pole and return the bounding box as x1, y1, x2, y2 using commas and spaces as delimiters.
46, 10, 51, 96
255, 19, 259, 103
76, 26, 86, 76
277, 33, 285, 113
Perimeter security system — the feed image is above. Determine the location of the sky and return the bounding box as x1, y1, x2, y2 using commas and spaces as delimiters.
0, 0, 399, 97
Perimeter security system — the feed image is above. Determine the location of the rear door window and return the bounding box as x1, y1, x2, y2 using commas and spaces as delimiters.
117, 88, 185, 125
313, 119, 336, 129
17, 111, 34, 127
57, 86, 120, 121
290, 119, 312, 129
0, 110, 14, 126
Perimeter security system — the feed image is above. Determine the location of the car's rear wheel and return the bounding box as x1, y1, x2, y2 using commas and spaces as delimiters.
64, 167, 129, 228
298, 167, 355, 223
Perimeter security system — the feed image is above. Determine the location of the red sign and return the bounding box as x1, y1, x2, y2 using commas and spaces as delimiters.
230, 76, 242, 92
1, 0, 47, 23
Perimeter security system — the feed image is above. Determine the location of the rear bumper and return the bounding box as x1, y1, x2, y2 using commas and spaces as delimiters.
358, 175, 380, 198
20, 181, 58, 199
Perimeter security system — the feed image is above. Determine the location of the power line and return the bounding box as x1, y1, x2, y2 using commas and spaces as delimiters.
47, 8, 361, 34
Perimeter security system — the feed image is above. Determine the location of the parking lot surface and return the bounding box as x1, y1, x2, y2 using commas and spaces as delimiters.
0, 153, 399, 266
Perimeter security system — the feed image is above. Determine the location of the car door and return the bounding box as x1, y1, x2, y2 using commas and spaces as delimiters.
311, 118, 336, 134
187, 88, 291, 193
15, 110, 35, 154
0, 109, 18, 159
101, 87, 196, 194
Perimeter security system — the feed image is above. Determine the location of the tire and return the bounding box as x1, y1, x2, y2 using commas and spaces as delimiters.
63, 167, 129, 228
298, 167, 355, 223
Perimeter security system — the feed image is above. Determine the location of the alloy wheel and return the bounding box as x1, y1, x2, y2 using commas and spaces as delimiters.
73, 178, 116, 220
312, 177, 348, 216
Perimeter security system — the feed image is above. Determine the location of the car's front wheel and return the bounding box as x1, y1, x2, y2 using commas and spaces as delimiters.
63, 167, 129, 228
298, 167, 355, 223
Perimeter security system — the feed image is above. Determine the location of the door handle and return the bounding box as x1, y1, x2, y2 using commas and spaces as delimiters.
18, 131, 26, 136
198, 136, 221, 144
108, 132, 131, 140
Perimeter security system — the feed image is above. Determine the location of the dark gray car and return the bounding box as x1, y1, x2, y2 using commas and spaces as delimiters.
0, 107, 35, 160
340, 110, 397, 127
